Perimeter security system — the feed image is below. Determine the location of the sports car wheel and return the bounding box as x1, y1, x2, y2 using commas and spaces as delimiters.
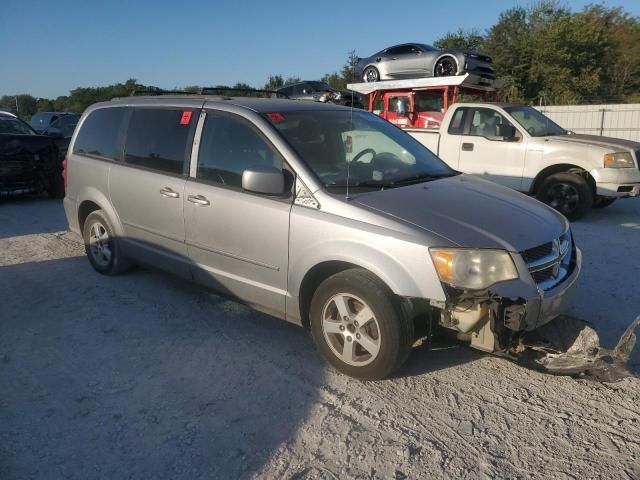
363, 66, 379, 83
434, 57, 457, 77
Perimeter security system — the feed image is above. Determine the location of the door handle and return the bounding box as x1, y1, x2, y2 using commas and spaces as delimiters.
160, 187, 180, 198
187, 194, 210, 206
462, 143, 474, 151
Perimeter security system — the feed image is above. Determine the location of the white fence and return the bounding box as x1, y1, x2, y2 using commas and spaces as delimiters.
535, 104, 640, 142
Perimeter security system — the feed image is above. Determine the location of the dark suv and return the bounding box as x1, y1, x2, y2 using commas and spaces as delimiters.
30, 111, 75, 133
0, 112, 64, 197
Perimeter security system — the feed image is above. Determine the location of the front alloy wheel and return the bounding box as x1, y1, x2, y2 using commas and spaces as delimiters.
309, 268, 413, 380
322, 293, 381, 367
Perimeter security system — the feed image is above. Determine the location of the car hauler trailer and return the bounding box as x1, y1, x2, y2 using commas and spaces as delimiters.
347, 74, 504, 129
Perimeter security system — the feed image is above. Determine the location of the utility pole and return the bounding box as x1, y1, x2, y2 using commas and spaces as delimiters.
15, 95, 19, 115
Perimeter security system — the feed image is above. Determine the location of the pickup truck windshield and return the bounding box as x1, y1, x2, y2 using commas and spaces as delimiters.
504, 106, 567, 137
267, 110, 455, 190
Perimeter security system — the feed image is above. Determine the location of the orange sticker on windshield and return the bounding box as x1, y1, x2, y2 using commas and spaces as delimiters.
180, 111, 192, 125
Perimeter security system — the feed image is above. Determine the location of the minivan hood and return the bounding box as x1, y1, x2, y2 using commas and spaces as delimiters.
548, 133, 640, 152
353, 175, 567, 251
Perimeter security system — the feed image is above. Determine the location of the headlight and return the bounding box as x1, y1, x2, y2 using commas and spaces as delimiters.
429, 248, 518, 290
604, 152, 634, 168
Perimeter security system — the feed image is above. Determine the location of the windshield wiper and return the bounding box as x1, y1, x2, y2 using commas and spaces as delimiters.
389, 172, 456, 185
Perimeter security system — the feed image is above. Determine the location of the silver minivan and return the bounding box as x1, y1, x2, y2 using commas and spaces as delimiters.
63, 95, 581, 379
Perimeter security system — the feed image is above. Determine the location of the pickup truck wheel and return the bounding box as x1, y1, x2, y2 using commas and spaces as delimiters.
537, 172, 593, 221
309, 269, 413, 380
363, 66, 379, 83
82, 210, 132, 275
593, 196, 617, 209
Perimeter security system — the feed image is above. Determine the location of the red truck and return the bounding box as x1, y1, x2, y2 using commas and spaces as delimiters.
348, 74, 502, 129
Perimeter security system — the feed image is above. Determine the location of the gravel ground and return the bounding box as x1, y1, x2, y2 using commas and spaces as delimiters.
1, 197, 639, 480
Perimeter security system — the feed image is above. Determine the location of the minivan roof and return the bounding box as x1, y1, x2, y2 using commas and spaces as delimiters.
100, 96, 354, 114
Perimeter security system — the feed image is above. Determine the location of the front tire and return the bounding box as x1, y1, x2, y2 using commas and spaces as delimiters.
47, 170, 65, 198
434, 57, 457, 77
82, 210, 132, 275
309, 269, 413, 380
537, 172, 593, 221
362, 66, 379, 83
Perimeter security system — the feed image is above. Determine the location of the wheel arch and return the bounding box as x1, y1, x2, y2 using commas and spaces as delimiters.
529, 164, 596, 196
76, 187, 124, 236
433, 54, 460, 76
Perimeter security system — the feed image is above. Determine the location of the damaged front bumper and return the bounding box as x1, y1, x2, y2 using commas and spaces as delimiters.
433, 247, 582, 354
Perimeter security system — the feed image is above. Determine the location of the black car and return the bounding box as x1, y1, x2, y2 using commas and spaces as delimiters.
0, 112, 64, 197
355, 43, 495, 83
42, 113, 81, 160
276, 81, 364, 108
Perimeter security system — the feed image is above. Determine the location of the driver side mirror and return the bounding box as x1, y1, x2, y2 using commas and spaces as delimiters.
242, 166, 286, 195
496, 124, 517, 140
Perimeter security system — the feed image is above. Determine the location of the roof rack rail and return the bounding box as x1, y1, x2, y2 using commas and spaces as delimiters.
198, 87, 289, 99
129, 85, 289, 99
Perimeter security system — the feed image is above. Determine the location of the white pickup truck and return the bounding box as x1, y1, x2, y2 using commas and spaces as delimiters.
405, 103, 640, 220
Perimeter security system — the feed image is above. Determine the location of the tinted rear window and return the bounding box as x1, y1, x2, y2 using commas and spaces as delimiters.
73, 108, 127, 160
124, 109, 196, 175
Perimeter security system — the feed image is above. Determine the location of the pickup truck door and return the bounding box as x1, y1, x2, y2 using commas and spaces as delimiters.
456, 107, 526, 190
184, 110, 291, 318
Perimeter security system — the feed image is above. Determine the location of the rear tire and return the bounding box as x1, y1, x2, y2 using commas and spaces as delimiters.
309, 268, 413, 380
82, 210, 132, 275
362, 66, 380, 83
593, 196, 617, 209
537, 172, 593, 221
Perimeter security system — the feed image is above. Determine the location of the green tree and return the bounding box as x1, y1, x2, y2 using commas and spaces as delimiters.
434, 29, 485, 51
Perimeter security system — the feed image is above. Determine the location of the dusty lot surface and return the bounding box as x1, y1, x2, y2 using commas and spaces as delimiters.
1, 197, 639, 479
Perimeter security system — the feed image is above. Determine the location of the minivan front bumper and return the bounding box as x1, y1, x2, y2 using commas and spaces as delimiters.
490, 247, 582, 333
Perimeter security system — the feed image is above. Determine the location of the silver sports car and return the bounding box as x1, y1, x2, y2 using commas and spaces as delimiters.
355, 43, 495, 83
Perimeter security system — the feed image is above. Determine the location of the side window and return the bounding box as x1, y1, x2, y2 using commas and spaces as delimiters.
372, 96, 384, 114
73, 108, 127, 160
124, 108, 196, 175
197, 113, 284, 188
468, 108, 518, 140
388, 96, 410, 114
448, 108, 468, 135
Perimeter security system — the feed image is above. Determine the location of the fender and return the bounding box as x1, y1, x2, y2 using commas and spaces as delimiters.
76, 183, 125, 238
288, 237, 446, 302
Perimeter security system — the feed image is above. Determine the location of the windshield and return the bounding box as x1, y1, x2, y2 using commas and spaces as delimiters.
414, 92, 443, 112
305, 82, 333, 93
266, 110, 455, 190
0, 117, 37, 135
505, 106, 566, 137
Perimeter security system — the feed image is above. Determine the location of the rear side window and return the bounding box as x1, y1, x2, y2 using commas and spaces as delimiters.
448, 108, 468, 135
74, 108, 127, 160
124, 109, 196, 175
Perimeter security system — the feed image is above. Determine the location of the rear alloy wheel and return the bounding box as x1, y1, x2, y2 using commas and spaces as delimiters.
363, 66, 380, 83
434, 57, 457, 77
537, 172, 593, 221
593, 196, 617, 209
82, 210, 132, 275
310, 269, 413, 380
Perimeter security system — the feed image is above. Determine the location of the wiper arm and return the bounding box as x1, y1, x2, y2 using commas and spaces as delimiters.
390, 172, 455, 185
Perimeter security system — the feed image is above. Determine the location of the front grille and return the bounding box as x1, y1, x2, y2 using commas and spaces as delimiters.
521, 233, 573, 291
522, 242, 552, 264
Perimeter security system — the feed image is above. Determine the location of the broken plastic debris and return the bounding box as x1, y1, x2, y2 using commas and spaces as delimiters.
518, 315, 640, 382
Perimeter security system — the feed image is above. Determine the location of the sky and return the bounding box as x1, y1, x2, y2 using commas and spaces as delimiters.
1, 0, 639, 99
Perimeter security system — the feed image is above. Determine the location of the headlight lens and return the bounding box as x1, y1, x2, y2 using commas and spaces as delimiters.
604, 152, 634, 168
429, 248, 518, 290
